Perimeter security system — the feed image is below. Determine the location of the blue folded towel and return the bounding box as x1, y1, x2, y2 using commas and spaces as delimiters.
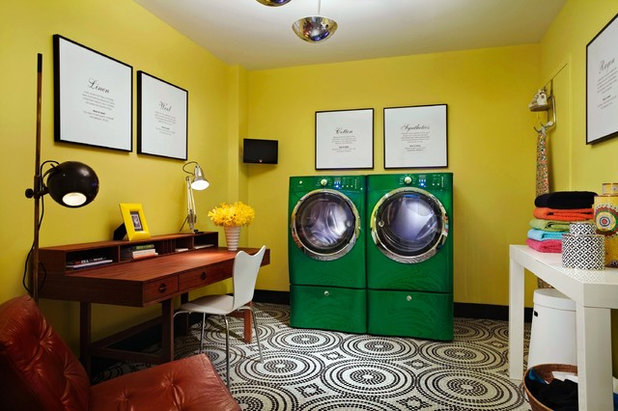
527, 228, 564, 241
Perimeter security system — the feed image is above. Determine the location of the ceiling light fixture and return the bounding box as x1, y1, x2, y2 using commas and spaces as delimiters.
256, 0, 291, 6
292, 0, 338, 43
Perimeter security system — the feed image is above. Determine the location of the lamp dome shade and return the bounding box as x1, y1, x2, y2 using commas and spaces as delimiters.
46, 161, 99, 208
256, 0, 291, 6
292, 16, 338, 43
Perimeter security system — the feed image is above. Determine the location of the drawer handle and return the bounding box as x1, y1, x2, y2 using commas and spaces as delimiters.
406, 295, 412, 302
324, 290, 330, 297
200, 272, 207, 280
158, 283, 167, 293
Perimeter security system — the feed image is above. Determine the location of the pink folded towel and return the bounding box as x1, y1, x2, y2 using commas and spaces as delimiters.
526, 238, 562, 253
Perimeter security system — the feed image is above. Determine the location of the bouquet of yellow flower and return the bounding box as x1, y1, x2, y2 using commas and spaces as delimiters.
208, 201, 255, 227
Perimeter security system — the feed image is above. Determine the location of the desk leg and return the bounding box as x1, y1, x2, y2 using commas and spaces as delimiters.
80, 302, 92, 376
161, 299, 174, 363
508, 256, 525, 380
179, 292, 189, 336
576, 305, 612, 410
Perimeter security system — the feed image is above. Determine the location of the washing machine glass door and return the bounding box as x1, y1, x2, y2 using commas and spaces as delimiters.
291, 189, 360, 261
371, 187, 448, 263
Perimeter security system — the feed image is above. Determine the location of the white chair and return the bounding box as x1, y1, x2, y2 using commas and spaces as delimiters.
175, 246, 266, 387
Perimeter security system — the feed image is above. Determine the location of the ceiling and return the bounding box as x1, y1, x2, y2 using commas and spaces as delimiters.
134, 0, 566, 70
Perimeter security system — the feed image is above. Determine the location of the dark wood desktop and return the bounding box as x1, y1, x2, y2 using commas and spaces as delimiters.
37, 232, 270, 374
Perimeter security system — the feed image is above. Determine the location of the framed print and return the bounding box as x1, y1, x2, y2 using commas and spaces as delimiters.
384, 104, 448, 168
137, 71, 188, 160
587, 13, 618, 144
315, 108, 373, 170
119, 203, 151, 241
53, 35, 132, 151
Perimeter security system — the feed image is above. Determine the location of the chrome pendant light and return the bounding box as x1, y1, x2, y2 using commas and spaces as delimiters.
256, 0, 291, 6
292, 0, 338, 43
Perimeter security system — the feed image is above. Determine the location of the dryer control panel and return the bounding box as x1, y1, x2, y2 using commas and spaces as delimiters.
291, 176, 365, 192
399, 173, 451, 190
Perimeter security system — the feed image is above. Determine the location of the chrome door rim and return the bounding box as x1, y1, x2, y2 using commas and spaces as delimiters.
291, 188, 361, 261
370, 187, 448, 264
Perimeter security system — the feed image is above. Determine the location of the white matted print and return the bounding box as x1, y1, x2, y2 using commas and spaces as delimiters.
384, 104, 448, 168
586, 13, 618, 144
315, 108, 374, 170
53, 35, 132, 151
137, 71, 188, 160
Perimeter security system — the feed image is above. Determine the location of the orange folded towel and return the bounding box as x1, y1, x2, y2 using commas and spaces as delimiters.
533, 207, 594, 222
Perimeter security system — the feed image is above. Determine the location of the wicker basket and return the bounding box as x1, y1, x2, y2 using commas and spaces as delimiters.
524, 363, 578, 411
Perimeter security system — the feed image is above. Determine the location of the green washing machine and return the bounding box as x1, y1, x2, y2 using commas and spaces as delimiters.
366, 173, 453, 340
289, 175, 366, 333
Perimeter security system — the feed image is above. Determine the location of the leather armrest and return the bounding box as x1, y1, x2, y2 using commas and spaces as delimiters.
90, 354, 239, 411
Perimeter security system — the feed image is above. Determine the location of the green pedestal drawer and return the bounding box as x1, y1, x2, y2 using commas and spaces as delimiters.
368, 289, 453, 340
290, 284, 367, 333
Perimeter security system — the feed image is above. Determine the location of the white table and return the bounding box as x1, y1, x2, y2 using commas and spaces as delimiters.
509, 245, 618, 410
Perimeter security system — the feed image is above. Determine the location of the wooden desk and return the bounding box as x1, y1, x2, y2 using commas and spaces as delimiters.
38, 233, 269, 374
509, 245, 618, 410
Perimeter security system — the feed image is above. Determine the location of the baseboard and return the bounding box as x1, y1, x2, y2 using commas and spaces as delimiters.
254, 290, 532, 322
254, 289, 290, 305
454, 302, 533, 322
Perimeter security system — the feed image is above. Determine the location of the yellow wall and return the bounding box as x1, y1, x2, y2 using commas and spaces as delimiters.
538, 0, 618, 373
246, 46, 541, 304
0, 0, 241, 345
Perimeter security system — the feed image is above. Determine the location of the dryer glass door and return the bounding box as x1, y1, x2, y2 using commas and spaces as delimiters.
291, 189, 360, 261
371, 188, 448, 263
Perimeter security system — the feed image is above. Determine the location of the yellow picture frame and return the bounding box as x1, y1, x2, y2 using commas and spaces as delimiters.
119, 203, 151, 241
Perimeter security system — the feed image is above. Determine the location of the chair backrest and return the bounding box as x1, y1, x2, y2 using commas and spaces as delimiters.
0, 296, 91, 411
232, 245, 266, 310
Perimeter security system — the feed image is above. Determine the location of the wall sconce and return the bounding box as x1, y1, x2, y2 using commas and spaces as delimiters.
181, 161, 209, 232
24, 54, 100, 303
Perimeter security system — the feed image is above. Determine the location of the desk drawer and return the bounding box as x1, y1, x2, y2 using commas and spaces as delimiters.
144, 276, 179, 302
180, 263, 230, 290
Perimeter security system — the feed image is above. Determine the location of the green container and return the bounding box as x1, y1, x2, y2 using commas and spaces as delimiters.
290, 284, 367, 333
368, 289, 453, 341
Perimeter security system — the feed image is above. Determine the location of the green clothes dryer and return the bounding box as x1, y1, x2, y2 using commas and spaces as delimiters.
366, 173, 453, 340
288, 175, 366, 333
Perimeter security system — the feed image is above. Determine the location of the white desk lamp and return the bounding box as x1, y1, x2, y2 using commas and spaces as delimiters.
181, 161, 209, 232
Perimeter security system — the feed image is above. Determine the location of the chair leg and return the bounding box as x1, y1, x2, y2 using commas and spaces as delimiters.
223, 315, 230, 388
199, 313, 206, 354
250, 307, 264, 362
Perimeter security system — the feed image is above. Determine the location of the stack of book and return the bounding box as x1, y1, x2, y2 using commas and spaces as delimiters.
66, 257, 113, 269
121, 244, 158, 260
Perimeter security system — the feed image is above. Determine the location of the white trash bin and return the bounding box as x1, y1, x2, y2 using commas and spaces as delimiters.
527, 288, 577, 369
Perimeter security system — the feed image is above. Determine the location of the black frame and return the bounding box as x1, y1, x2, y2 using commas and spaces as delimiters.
53, 34, 133, 151
315, 108, 374, 170
383, 104, 448, 169
586, 13, 618, 145
137, 71, 188, 160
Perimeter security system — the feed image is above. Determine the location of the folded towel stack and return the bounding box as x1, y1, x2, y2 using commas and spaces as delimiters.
527, 191, 596, 253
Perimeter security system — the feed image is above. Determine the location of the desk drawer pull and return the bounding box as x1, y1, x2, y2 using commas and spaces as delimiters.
158, 283, 167, 293
200, 272, 207, 280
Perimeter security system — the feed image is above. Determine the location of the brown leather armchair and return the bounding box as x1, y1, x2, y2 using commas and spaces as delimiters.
0, 296, 240, 410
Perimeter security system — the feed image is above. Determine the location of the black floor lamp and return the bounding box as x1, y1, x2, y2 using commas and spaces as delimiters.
24, 53, 100, 303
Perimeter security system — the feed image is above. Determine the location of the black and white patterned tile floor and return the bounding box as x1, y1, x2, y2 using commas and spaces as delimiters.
96, 303, 531, 410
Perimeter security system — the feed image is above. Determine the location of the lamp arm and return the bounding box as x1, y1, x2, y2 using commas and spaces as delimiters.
186, 176, 197, 231
25, 161, 59, 200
